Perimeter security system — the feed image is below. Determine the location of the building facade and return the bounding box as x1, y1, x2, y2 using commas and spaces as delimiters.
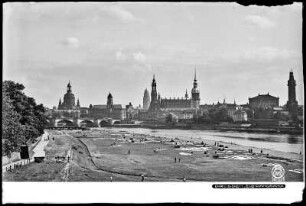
159, 70, 200, 110
88, 93, 125, 120
248, 93, 279, 109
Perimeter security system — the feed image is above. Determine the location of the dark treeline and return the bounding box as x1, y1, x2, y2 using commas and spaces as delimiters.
2, 80, 47, 156
193, 108, 234, 124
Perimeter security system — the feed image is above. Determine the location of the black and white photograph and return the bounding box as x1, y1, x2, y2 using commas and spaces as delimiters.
2, 1, 304, 203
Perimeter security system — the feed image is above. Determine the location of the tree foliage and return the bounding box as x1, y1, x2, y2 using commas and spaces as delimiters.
2, 91, 24, 156
2, 81, 47, 155
194, 108, 233, 124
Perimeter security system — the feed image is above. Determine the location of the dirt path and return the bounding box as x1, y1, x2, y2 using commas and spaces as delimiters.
2, 131, 49, 174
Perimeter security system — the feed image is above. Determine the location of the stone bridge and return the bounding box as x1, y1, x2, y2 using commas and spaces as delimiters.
52, 118, 121, 127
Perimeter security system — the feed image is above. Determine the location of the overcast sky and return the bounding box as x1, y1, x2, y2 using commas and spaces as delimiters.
3, 2, 303, 108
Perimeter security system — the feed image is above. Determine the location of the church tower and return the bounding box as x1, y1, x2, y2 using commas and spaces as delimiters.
107, 93, 113, 112
286, 70, 298, 116
191, 69, 200, 109
62, 81, 76, 110
148, 75, 159, 112
143, 88, 150, 111
77, 98, 80, 108
185, 89, 189, 100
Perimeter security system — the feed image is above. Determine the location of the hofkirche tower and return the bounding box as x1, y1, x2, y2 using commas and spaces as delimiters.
191, 69, 200, 109
148, 75, 160, 112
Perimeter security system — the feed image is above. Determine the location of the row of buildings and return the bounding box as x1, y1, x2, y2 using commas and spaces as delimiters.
47, 70, 301, 126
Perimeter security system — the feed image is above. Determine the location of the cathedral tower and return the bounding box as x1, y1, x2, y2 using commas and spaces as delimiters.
107, 92, 113, 111
286, 70, 298, 116
148, 75, 159, 112
191, 69, 200, 109
143, 88, 150, 111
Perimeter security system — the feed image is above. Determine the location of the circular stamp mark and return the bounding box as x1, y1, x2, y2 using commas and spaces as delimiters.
271, 164, 285, 179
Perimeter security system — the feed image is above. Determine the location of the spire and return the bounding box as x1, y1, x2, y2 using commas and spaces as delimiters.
67, 80, 72, 93
185, 89, 189, 99
193, 68, 198, 89
77, 98, 80, 107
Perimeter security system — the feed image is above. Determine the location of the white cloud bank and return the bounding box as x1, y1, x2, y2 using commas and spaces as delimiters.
61, 37, 80, 48
245, 15, 275, 28
133, 52, 147, 63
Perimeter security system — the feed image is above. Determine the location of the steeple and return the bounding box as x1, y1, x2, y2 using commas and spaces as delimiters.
148, 74, 159, 112
77, 98, 80, 107
185, 89, 189, 99
193, 68, 198, 89
67, 81, 72, 93
191, 69, 200, 109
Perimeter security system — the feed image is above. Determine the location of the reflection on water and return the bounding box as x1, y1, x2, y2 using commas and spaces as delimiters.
103, 127, 304, 154
287, 136, 301, 144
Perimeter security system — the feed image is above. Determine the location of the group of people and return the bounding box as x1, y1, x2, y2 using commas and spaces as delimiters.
174, 156, 181, 163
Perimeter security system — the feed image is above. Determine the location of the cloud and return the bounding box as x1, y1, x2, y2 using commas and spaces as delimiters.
61, 37, 80, 48
241, 47, 299, 61
245, 15, 275, 28
115, 50, 147, 63
219, 47, 301, 66
99, 5, 144, 23
115, 50, 127, 61
133, 52, 147, 63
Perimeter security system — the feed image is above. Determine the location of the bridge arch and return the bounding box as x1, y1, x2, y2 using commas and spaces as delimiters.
55, 119, 75, 127
79, 119, 95, 127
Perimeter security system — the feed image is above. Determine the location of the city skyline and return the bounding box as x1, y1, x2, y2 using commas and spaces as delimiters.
3, 2, 303, 108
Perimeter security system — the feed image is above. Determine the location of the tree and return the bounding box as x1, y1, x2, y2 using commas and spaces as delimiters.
166, 114, 173, 123
3, 80, 47, 145
2, 91, 25, 156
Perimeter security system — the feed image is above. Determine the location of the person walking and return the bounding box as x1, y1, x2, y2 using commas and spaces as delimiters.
179, 158, 181, 163
141, 174, 145, 182
174, 157, 177, 163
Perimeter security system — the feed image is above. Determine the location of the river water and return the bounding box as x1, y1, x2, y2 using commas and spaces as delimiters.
101, 127, 304, 154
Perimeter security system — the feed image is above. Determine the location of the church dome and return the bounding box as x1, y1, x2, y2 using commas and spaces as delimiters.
191, 88, 199, 93
63, 92, 75, 109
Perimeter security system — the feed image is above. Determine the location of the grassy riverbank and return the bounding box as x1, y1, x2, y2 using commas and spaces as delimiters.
3, 129, 303, 182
